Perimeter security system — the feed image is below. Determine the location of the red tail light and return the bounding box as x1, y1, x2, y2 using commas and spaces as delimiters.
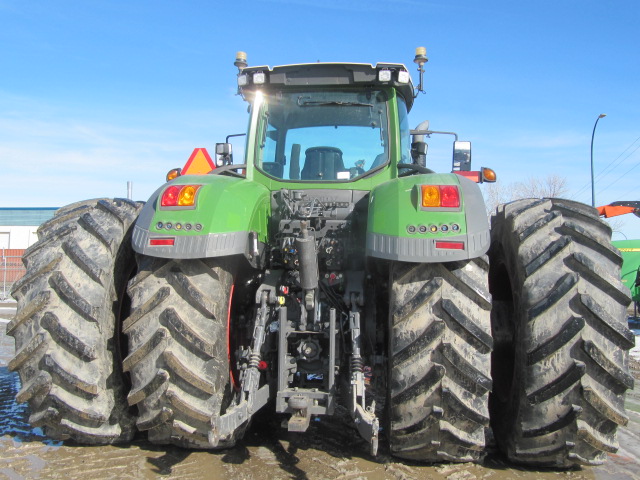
161, 185, 201, 208
440, 186, 460, 208
161, 186, 181, 207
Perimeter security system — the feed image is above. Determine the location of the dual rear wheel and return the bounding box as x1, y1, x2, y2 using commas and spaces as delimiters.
387, 198, 633, 467
8, 198, 633, 467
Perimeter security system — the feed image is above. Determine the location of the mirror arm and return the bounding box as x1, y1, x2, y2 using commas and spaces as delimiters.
410, 129, 458, 141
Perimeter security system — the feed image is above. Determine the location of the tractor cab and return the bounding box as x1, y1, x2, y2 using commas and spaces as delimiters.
235, 61, 415, 185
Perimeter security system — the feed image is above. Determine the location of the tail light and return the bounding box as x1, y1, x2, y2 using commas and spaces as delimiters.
161, 185, 201, 208
420, 185, 460, 208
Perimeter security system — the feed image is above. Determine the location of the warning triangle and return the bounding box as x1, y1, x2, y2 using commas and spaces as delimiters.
182, 148, 216, 175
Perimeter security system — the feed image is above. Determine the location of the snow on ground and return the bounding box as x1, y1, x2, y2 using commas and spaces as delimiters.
631, 332, 640, 361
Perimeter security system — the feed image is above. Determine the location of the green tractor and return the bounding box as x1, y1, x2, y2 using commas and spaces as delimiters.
7, 49, 634, 467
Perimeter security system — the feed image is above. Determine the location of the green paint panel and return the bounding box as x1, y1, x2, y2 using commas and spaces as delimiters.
367, 174, 467, 238
149, 175, 271, 242
613, 239, 640, 302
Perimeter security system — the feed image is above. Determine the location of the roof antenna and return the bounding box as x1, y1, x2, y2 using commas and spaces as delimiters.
413, 46, 428, 97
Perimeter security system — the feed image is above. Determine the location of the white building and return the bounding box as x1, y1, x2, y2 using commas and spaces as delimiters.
0, 208, 58, 250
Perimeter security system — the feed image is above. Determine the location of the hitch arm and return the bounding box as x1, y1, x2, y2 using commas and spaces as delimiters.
209, 290, 271, 446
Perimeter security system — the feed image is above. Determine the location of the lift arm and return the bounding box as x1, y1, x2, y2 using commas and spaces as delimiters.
597, 201, 640, 218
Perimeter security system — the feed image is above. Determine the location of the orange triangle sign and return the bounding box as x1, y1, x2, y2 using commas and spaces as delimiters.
182, 148, 216, 175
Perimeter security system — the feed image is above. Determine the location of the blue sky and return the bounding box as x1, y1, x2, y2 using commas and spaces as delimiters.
1, 1, 639, 238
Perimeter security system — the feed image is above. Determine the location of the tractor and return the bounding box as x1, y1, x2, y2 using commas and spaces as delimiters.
7, 48, 634, 467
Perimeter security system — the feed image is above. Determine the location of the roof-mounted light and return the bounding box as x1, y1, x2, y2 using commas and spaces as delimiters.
398, 70, 410, 84
253, 71, 266, 84
378, 69, 392, 82
237, 74, 248, 87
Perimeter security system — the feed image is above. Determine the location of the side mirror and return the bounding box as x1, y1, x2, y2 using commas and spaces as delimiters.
215, 143, 233, 166
453, 141, 471, 171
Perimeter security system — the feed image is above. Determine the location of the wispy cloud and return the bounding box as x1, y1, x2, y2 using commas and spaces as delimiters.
0, 93, 248, 207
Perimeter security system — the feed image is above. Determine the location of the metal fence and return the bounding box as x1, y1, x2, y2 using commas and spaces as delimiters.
1, 255, 25, 301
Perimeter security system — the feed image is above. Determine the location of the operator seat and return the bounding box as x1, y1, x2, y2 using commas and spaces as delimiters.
301, 147, 345, 180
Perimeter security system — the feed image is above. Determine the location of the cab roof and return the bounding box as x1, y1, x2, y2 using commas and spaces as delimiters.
238, 62, 415, 111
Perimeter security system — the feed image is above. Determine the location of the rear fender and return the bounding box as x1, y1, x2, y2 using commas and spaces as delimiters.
132, 175, 270, 260
366, 173, 489, 262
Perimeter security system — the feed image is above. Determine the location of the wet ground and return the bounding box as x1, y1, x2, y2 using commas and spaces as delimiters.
1, 302, 640, 480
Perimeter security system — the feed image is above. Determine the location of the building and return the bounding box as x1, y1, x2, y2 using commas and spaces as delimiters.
1, 208, 58, 299
0, 208, 58, 250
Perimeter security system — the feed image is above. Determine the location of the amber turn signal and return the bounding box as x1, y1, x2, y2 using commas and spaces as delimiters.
166, 168, 182, 182
481, 167, 497, 183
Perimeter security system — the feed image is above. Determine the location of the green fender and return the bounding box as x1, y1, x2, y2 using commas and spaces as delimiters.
366, 173, 490, 262
132, 175, 271, 259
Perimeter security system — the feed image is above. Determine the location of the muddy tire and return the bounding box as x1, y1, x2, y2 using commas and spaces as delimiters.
7, 198, 142, 444
387, 258, 492, 463
488, 198, 634, 467
123, 256, 237, 448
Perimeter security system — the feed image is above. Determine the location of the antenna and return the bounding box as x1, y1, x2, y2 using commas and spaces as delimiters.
413, 46, 428, 97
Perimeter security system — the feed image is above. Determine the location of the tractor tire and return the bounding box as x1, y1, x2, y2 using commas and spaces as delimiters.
7, 198, 142, 444
488, 198, 634, 467
123, 256, 238, 448
387, 257, 492, 463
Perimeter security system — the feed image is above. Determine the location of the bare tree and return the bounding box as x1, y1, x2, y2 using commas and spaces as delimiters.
483, 174, 569, 215
511, 174, 568, 199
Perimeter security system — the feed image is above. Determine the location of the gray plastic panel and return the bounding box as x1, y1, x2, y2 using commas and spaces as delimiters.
456, 175, 490, 237
366, 230, 490, 263
132, 225, 248, 259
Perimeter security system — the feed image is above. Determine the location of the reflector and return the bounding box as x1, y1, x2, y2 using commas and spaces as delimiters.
435, 241, 464, 250
149, 238, 175, 246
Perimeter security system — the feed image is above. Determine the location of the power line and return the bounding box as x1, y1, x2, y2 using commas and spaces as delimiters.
571, 134, 640, 198
597, 145, 640, 194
